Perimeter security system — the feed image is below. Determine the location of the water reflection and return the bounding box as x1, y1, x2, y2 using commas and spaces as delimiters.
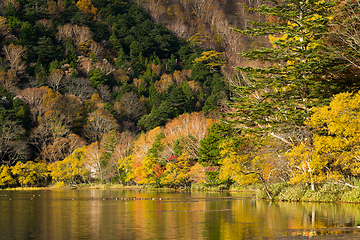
1, 190, 360, 239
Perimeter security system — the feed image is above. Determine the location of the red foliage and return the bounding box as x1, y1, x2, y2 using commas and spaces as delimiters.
167, 155, 178, 162
154, 164, 164, 178
204, 166, 218, 172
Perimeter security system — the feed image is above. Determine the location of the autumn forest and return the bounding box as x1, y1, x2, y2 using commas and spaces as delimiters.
1, 0, 360, 200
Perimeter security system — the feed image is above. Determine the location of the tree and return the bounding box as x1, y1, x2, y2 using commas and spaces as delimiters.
76, 0, 97, 18
0, 120, 28, 165
47, 69, 65, 92
198, 122, 232, 166
18, 87, 49, 122
219, 137, 272, 199
117, 155, 135, 184
297, 91, 360, 187
0, 16, 10, 37
0, 87, 30, 165
84, 108, 119, 142
138, 101, 176, 131
114, 92, 145, 122
286, 143, 329, 191
65, 77, 94, 100
0, 165, 16, 187
193, 50, 227, 72
228, 0, 339, 145
0, 69, 20, 94
84, 141, 102, 179
2, 44, 26, 74
41, 134, 86, 163
11, 161, 48, 187
327, 0, 360, 88
50, 146, 89, 187
161, 153, 191, 188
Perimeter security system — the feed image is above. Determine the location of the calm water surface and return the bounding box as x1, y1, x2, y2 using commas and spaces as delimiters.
1, 189, 360, 239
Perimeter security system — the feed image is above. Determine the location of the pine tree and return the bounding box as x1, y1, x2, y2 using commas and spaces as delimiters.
228, 0, 340, 144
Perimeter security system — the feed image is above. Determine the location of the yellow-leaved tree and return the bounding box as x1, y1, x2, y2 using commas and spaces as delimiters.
0, 165, 16, 187
286, 143, 331, 191
302, 91, 360, 186
193, 50, 227, 71
11, 161, 49, 187
76, 0, 97, 18
161, 153, 191, 188
49, 146, 89, 187
219, 137, 272, 199
117, 155, 135, 184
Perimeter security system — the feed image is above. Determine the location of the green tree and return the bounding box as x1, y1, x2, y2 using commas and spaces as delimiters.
198, 122, 232, 166
228, 0, 340, 144
89, 68, 108, 87
138, 101, 175, 131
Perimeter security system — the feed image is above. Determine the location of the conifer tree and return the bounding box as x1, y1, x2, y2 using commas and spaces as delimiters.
228, 0, 340, 144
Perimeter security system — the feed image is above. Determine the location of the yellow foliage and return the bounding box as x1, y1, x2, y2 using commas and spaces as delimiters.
286, 143, 329, 187
161, 154, 191, 186
42, 88, 61, 110
11, 161, 49, 186
76, 0, 97, 17
219, 139, 262, 185
133, 155, 162, 184
49, 146, 89, 186
193, 50, 227, 70
118, 155, 135, 183
155, 74, 173, 93
305, 91, 360, 178
0, 165, 16, 186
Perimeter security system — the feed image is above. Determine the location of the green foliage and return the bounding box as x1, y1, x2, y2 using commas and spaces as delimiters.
198, 122, 232, 165
147, 132, 165, 159
138, 101, 176, 131
193, 50, 226, 72
89, 68, 108, 87
229, 0, 341, 140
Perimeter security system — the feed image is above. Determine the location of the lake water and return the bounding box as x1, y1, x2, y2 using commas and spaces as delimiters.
1, 189, 360, 239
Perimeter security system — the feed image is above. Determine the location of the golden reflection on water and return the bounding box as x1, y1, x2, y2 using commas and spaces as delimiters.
1, 190, 360, 239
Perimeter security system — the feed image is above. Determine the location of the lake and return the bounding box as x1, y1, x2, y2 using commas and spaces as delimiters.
1, 189, 360, 239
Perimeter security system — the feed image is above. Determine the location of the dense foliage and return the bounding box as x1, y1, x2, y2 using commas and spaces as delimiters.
2, 0, 360, 196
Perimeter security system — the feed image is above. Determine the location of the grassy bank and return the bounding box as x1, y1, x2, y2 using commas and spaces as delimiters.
256, 182, 360, 203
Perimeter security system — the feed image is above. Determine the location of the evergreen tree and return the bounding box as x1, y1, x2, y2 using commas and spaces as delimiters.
198, 122, 232, 166
228, 0, 340, 144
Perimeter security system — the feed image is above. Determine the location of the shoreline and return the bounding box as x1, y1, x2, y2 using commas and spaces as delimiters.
3, 182, 360, 204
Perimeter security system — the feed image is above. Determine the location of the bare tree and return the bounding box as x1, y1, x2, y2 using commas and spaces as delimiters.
0, 120, 28, 165
89, 40, 103, 59
97, 84, 111, 102
114, 92, 145, 122
84, 108, 119, 142
17, 86, 49, 122
65, 77, 94, 99
3, 44, 26, 74
47, 69, 65, 92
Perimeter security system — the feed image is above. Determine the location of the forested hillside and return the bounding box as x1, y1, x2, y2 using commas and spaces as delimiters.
2, 0, 360, 197
0, 0, 231, 187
